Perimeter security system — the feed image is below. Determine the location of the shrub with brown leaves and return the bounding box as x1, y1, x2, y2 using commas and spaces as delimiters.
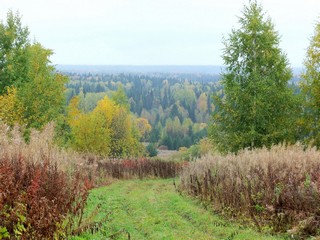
179, 146, 320, 236
97, 158, 184, 179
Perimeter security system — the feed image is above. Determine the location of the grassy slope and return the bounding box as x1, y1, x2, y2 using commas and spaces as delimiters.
72, 179, 281, 240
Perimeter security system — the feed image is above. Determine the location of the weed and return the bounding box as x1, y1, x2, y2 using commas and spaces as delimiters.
179, 145, 320, 237
97, 158, 183, 179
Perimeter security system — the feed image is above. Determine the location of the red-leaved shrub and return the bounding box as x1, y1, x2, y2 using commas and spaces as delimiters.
0, 123, 92, 239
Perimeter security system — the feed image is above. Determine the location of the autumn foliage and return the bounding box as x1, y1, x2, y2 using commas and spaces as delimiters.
0, 87, 24, 126
0, 124, 92, 239
67, 95, 142, 157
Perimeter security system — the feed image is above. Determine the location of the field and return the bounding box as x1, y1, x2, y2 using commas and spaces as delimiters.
71, 179, 282, 240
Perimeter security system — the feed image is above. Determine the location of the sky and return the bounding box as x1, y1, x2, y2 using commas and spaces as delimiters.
1, 0, 320, 67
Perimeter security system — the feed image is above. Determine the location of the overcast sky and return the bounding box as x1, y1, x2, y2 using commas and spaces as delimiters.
1, 0, 320, 67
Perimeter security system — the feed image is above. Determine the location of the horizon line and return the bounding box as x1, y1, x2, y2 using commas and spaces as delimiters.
56, 64, 303, 68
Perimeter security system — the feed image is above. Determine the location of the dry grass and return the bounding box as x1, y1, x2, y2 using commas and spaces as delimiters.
179, 145, 320, 237
0, 122, 103, 184
0, 122, 92, 171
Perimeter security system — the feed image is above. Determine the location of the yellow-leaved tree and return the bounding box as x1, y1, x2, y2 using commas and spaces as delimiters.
136, 118, 152, 141
67, 96, 110, 156
68, 95, 141, 157
0, 87, 24, 126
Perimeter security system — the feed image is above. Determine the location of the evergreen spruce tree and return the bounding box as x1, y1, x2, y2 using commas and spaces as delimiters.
210, 1, 295, 153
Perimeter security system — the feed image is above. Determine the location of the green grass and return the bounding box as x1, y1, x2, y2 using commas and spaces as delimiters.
71, 179, 283, 240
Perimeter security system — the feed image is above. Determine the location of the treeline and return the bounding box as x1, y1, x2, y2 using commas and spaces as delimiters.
64, 72, 221, 150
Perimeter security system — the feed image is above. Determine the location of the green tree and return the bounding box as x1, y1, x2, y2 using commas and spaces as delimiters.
0, 12, 67, 129
210, 1, 296, 153
111, 85, 130, 111
18, 43, 67, 129
0, 11, 29, 94
300, 21, 320, 147
146, 143, 158, 157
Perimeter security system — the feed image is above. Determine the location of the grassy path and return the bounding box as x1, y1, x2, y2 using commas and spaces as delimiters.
72, 179, 281, 240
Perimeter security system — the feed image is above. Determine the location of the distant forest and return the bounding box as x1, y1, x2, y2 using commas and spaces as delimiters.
64, 72, 221, 150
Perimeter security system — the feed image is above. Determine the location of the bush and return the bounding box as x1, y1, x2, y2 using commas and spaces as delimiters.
97, 158, 184, 179
146, 143, 158, 157
177, 138, 215, 161
0, 123, 92, 239
179, 145, 320, 236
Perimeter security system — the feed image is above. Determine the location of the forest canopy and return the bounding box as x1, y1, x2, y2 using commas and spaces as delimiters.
63, 72, 220, 150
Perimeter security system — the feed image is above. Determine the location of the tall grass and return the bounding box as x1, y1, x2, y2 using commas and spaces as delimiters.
179, 146, 320, 236
0, 123, 92, 239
